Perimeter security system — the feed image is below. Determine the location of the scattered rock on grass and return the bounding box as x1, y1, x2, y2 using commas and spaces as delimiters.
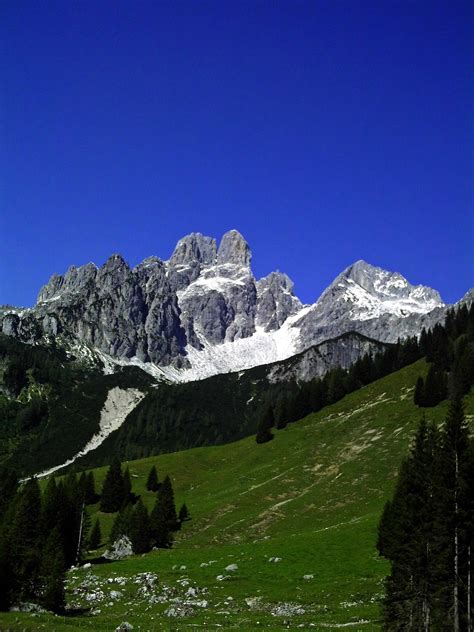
271, 602, 305, 617
165, 603, 196, 618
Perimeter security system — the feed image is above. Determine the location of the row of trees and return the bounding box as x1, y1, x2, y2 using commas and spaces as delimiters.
0, 458, 191, 614
94, 460, 189, 554
0, 469, 97, 613
377, 397, 473, 630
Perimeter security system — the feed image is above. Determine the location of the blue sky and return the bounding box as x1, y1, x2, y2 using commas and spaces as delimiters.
1, 1, 472, 307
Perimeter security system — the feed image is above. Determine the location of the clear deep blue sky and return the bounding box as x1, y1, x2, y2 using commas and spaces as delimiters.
1, 1, 472, 307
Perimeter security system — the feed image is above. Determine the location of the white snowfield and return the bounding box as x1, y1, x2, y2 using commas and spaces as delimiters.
35, 387, 145, 478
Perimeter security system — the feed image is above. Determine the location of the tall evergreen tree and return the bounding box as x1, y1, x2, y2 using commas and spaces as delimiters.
414, 376, 425, 406
100, 458, 125, 513
9, 478, 43, 602
89, 518, 102, 550
432, 398, 472, 631
123, 467, 132, 504
377, 418, 439, 630
423, 364, 447, 407
129, 499, 152, 553
109, 503, 134, 545
150, 475, 178, 548
85, 471, 97, 505
146, 465, 160, 492
40, 526, 65, 613
178, 502, 190, 524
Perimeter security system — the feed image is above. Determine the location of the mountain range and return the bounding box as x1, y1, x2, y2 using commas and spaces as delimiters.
1, 229, 471, 382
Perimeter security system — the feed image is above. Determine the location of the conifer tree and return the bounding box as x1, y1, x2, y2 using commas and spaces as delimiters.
150, 475, 178, 548
423, 365, 447, 407
432, 397, 472, 630
100, 458, 125, 513
414, 376, 425, 406
123, 467, 132, 504
178, 502, 190, 524
159, 475, 178, 531
89, 518, 101, 550
109, 503, 134, 544
85, 471, 97, 505
40, 526, 65, 613
146, 465, 159, 492
129, 499, 152, 553
377, 418, 439, 629
150, 498, 173, 548
9, 477, 43, 601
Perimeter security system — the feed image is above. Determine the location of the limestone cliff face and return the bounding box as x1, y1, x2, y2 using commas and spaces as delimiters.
1, 230, 469, 379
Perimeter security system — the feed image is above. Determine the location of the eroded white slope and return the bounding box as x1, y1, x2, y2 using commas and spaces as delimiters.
36, 387, 145, 478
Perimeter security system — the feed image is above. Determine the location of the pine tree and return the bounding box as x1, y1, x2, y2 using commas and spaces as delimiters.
150, 475, 178, 548
40, 526, 65, 613
9, 477, 43, 601
256, 406, 274, 444
89, 518, 101, 550
423, 364, 447, 407
123, 467, 132, 504
178, 502, 190, 524
432, 397, 472, 630
146, 465, 160, 492
85, 471, 97, 505
100, 458, 125, 513
129, 499, 152, 553
109, 503, 134, 545
377, 418, 439, 630
414, 376, 425, 406
150, 498, 173, 548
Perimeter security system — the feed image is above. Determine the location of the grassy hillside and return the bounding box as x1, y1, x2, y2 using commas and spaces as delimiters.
2, 359, 473, 631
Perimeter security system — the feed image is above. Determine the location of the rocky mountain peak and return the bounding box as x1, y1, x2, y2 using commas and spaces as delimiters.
102, 253, 129, 271
216, 230, 251, 267
169, 233, 217, 267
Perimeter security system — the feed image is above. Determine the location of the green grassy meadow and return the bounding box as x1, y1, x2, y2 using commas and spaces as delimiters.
2, 359, 472, 631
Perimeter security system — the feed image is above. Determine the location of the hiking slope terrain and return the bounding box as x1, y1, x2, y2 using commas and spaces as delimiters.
2, 359, 473, 631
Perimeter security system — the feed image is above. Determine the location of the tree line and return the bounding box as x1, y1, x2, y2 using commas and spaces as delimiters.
0, 460, 190, 614
256, 303, 474, 443
97, 459, 189, 554
0, 469, 97, 613
377, 395, 473, 630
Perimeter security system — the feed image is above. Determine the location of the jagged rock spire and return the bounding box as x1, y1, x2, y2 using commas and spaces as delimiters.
217, 230, 251, 267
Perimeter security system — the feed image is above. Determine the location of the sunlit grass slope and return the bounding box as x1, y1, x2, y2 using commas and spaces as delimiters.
2, 359, 473, 631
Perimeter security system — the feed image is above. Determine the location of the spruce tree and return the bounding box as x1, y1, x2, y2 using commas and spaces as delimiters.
150, 498, 173, 549
123, 467, 132, 504
100, 458, 125, 513
146, 465, 159, 492
129, 499, 152, 553
89, 518, 102, 550
178, 503, 190, 524
150, 475, 178, 548
40, 526, 65, 613
414, 376, 425, 406
432, 397, 472, 630
159, 475, 178, 531
377, 418, 439, 630
109, 503, 134, 545
9, 477, 43, 601
85, 471, 97, 505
